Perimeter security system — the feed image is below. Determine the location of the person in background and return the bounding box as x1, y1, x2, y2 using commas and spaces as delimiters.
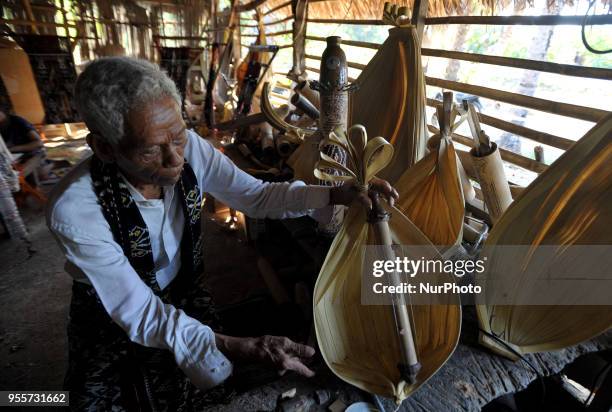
0, 109, 44, 159
0, 132, 31, 250
0, 109, 53, 183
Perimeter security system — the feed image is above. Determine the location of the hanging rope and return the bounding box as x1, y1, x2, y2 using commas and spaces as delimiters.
581, 0, 612, 54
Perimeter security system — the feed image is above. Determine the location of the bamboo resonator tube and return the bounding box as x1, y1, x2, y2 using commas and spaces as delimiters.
290, 93, 320, 120
367, 192, 421, 384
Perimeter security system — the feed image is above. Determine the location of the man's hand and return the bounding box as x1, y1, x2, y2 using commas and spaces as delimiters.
329, 177, 399, 210
216, 334, 316, 377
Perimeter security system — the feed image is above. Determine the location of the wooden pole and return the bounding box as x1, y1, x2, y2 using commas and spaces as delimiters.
21, 0, 39, 34
291, 0, 308, 77
306, 35, 379, 50
424, 14, 612, 26
60, 0, 69, 38
421, 48, 612, 81
410, 0, 428, 43
425, 76, 609, 123
425, 98, 573, 150
0, 18, 77, 29
534, 146, 544, 163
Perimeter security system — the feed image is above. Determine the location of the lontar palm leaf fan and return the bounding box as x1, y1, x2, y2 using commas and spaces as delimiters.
313, 124, 461, 404
476, 113, 612, 360
349, 5, 428, 183
394, 93, 467, 249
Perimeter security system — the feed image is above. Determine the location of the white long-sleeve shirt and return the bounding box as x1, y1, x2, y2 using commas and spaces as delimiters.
46, 130, 331, 390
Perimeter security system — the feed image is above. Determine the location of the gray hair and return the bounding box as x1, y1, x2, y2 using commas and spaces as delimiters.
75, 56, 181, 145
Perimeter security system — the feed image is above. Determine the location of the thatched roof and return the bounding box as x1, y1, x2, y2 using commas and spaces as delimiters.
247, 0, 581, 20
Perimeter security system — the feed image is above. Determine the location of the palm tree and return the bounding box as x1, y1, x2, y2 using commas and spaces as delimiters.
499, 1, 560, 155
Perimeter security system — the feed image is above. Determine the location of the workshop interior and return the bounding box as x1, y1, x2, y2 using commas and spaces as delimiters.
0, 0, 611, 411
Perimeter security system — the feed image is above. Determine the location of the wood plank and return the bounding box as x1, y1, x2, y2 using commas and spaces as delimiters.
267, 29, 292, 36
421, 48, 612, 81
266, 15, 294, 25
307, 18, 387, 25
425, 98, 574, 150
428, 125, 548, 173
236, 0, 268, 12
424, 14, 612, 26
411, 0, 428, 41
306, 35, 380, 50
0, 18, 78, 28
305, 66, 356, 82
425, 76, 609, 123
242, 29, 292, 37
240, 15, 293, 27
21, 0, 39, 34
304, 53, 365, 70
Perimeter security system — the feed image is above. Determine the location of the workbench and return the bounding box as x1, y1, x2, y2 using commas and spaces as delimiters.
205, 307, 611, 412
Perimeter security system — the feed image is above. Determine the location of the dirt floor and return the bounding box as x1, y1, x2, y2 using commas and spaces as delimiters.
0, 206, 71, 391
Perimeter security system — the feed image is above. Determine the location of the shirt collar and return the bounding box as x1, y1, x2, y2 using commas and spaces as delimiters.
119, 172, 175, 205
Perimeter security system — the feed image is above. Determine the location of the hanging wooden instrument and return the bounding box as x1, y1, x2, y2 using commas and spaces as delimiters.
313, 124, 461, 404
477, 113, 612, 360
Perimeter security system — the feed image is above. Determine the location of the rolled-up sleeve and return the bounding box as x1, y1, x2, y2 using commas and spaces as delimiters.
48, 217, 232, 390
191, 135, 331, 219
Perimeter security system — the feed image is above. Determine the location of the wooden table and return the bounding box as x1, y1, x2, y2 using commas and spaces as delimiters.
205, 307, 611, 411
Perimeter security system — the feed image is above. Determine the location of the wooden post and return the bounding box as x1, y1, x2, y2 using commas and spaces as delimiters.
88, 3, 100, 49
60, 0, 69, 38
159, 2, 165, 38
410, 0, 428, 44
534, 145, 544, 163
290, 0, 308, 77
21, 0, 39, 34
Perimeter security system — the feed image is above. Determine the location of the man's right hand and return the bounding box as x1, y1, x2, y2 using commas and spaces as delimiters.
215, 334, 316, 377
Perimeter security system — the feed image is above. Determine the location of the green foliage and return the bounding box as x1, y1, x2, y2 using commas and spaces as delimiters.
463, 26, 501, 54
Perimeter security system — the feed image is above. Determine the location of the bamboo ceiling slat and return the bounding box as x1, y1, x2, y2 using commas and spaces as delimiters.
307, 14, 612, 26
307, 18, 388, 25
153, 35, 207, 41
240, 15, 293, 27
421, 48, 612, 81
426, 76, 609, 123
263, 0, 291, 16
425, 99, 575, 150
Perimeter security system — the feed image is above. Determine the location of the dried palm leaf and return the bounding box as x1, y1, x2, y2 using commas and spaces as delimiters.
349, 24, 428, 183
477, 113, 612, 360
394, 101, 467, 248
313, 125, 461, 403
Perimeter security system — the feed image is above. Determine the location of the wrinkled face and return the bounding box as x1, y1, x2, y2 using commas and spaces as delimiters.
115, 95, 187, 187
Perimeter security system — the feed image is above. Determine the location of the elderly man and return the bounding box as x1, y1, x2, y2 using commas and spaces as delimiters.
47, 57, 397, 411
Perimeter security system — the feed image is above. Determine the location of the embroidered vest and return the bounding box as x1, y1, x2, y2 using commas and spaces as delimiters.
90, 156, 203, 298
